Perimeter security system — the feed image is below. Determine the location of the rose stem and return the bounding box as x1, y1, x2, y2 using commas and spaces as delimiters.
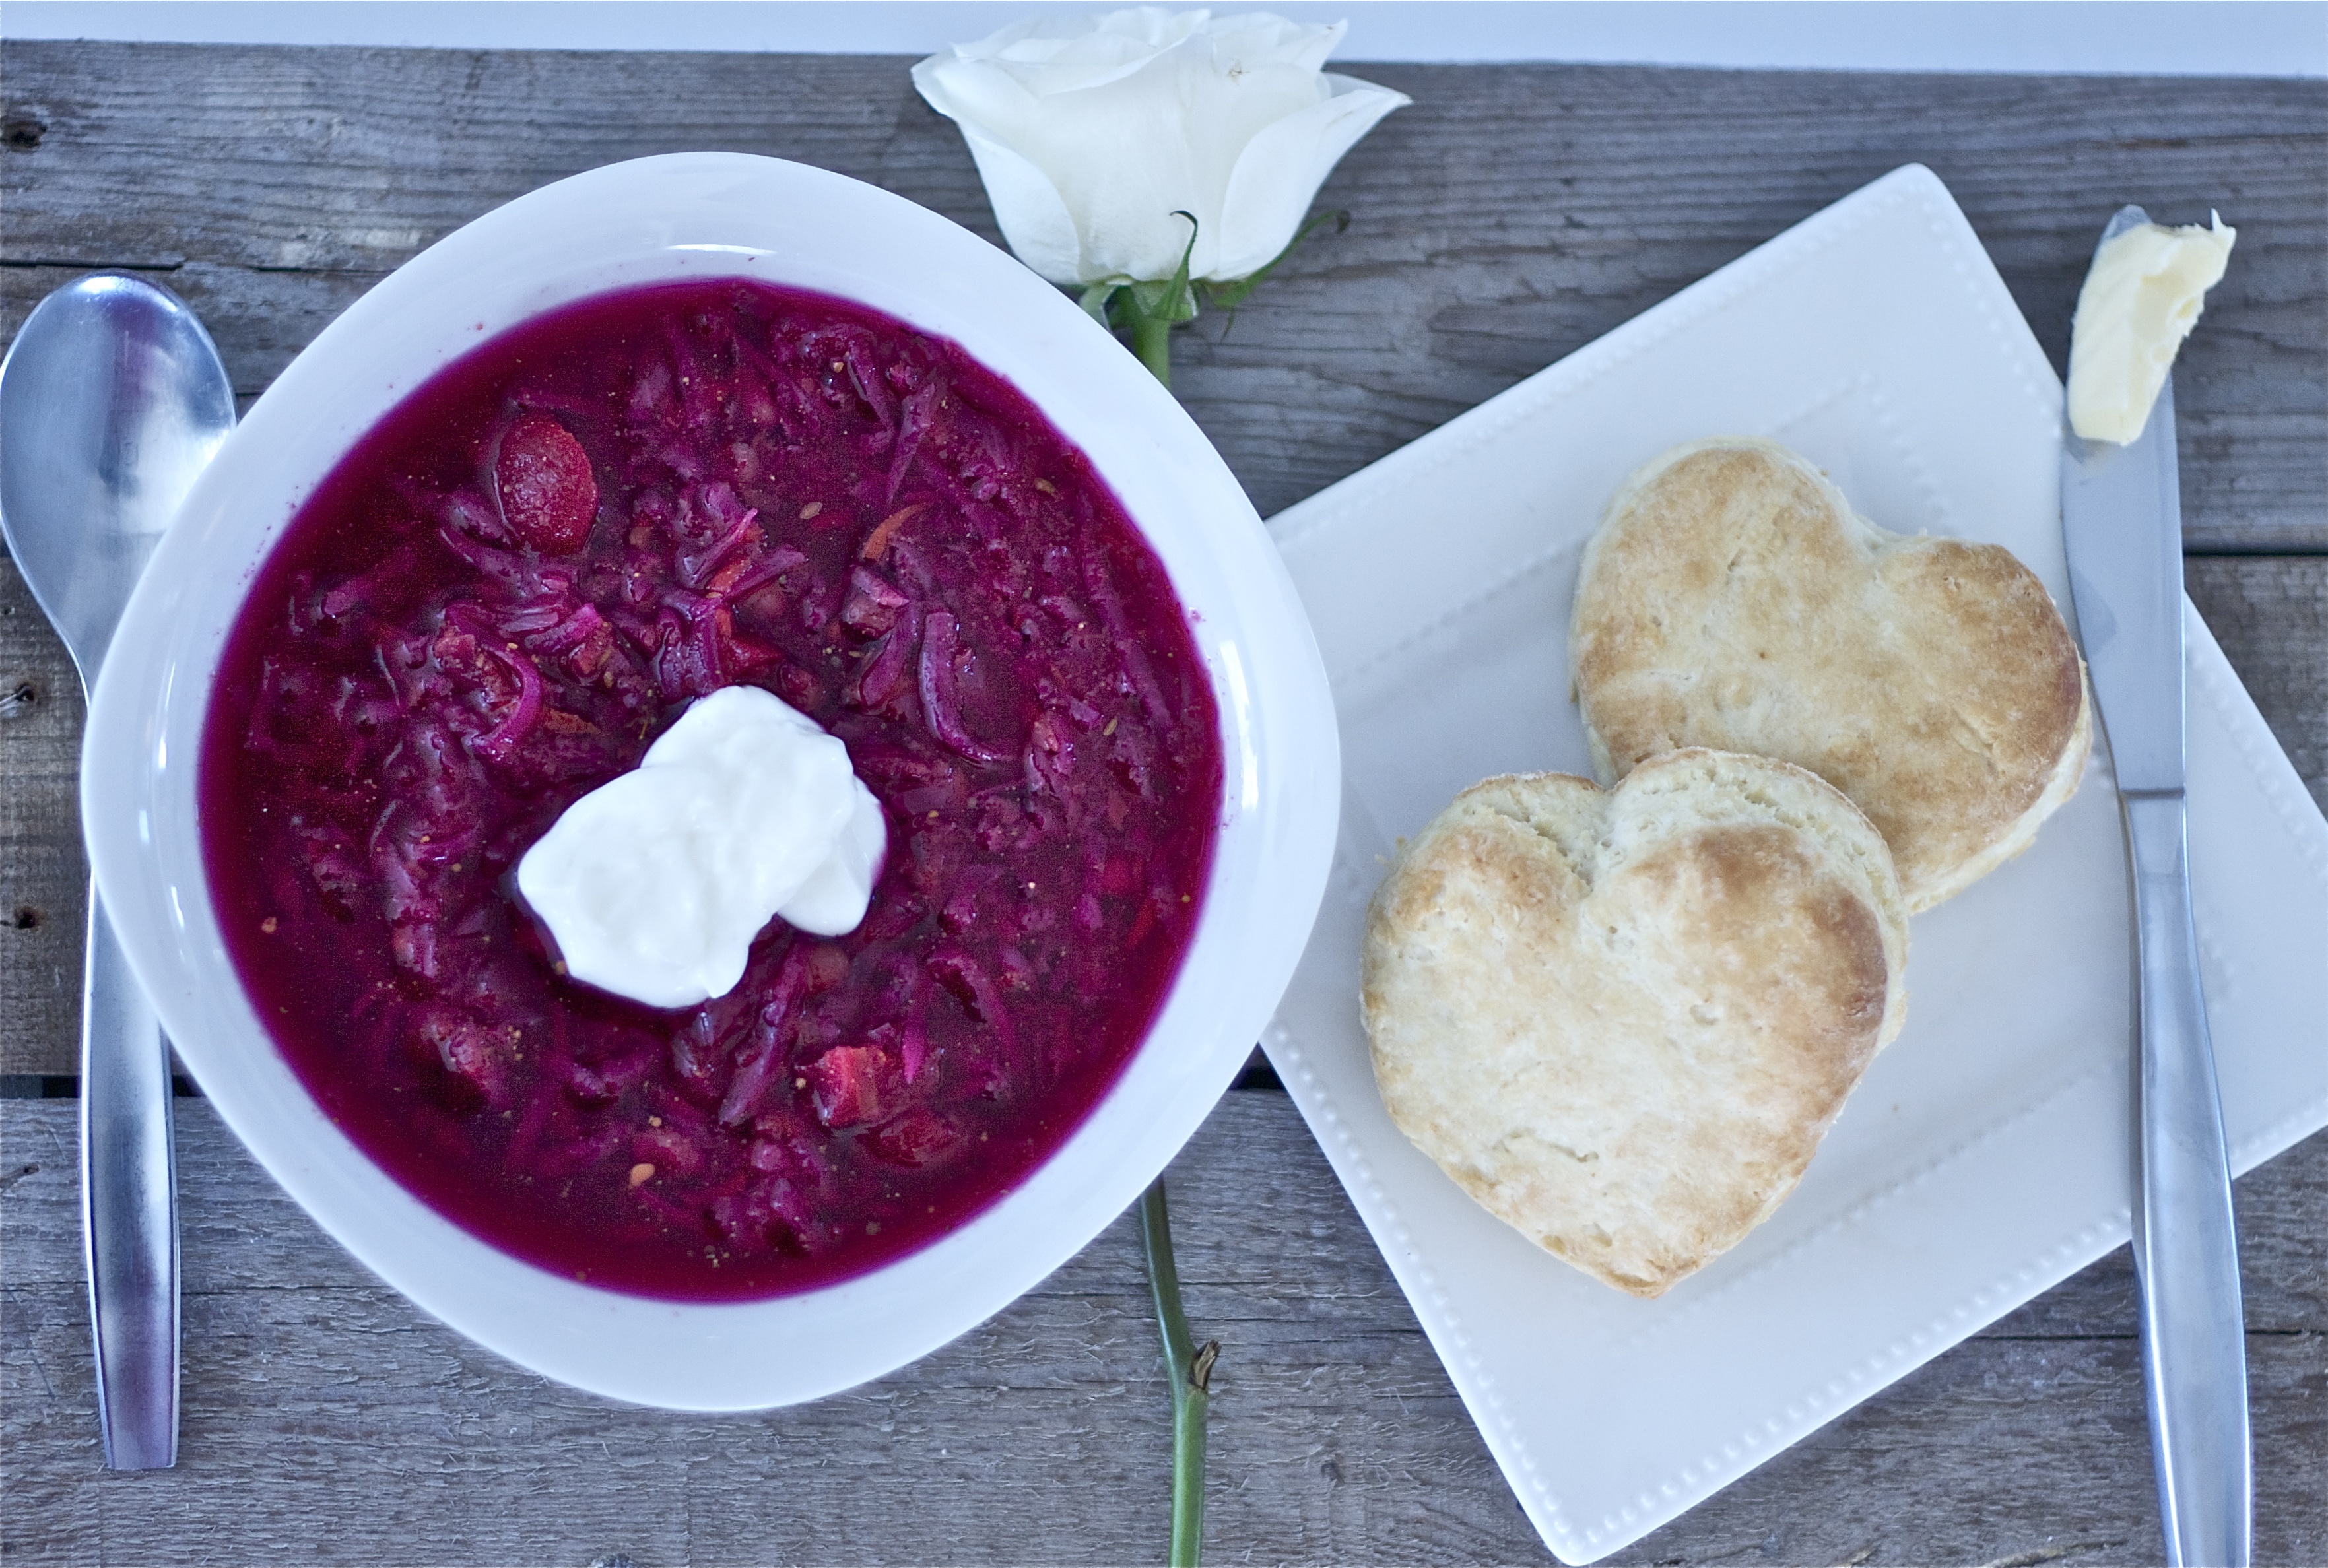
1141, 1178, 1216, 1567
1127, 306, 1205, 1563
1130, 315, 1174, 388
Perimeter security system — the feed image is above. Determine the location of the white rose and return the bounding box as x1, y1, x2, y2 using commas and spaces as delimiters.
912, 7, 1411, 287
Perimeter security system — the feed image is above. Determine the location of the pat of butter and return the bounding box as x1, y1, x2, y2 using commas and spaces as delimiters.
2066, 212, 2235, 445
516, 686, 886, 1009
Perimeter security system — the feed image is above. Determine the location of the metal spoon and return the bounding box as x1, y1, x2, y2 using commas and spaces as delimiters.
1, 274, 235, 1469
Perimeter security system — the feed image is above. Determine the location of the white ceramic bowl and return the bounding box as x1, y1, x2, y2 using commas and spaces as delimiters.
83, 152, 1339, 1410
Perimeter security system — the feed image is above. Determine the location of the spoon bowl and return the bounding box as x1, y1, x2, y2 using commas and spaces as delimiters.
2, 273, 236, 683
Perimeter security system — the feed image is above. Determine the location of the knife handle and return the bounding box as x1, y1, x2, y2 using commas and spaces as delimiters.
2123, 792, 2249, 1567
79, 881, 180, 1470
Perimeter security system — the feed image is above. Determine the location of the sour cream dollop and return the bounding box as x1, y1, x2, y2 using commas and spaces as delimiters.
515, 686, 886, 1009
2067, 212, 2236, 445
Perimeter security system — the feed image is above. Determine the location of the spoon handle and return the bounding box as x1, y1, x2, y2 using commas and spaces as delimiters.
80, 880, 179, 1470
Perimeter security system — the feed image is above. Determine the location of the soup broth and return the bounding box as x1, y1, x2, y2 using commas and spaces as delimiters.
202, 279, 1223, 1299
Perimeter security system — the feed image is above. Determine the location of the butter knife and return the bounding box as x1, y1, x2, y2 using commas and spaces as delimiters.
2060, 205, 2251, 1568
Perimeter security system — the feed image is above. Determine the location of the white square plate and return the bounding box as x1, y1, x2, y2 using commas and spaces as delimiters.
1260, 163, 2328, 1564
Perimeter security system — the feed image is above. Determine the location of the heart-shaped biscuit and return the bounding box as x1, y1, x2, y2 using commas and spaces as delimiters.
1362, 750, 1908, 1297
1571, 438, 2090, 911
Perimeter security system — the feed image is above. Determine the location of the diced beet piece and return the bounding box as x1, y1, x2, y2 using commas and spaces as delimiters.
839, 565, 911, 640
869, 1107, 958, 1169
496, 412, 598, 553
804, 1045, 890, 1129
717, 626, 782, 680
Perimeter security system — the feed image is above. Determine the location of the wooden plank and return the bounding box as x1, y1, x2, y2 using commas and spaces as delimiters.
1180, 63, 2328, 549
1, 45, 2323, 1074
1, 44, 2321, 544
0, 558, 84, 1076
2188, 555, 2328, 812
3, 1095, 2322, 1566
0, 45, 2321, 1561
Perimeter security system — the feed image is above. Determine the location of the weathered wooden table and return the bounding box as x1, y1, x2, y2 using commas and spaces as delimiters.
3, 42, 2322, 1567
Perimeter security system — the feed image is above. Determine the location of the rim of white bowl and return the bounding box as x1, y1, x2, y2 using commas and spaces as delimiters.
82, 152, 1340, 1410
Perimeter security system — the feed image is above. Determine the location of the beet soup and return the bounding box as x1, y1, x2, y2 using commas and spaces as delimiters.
201, 279, 1223, 1299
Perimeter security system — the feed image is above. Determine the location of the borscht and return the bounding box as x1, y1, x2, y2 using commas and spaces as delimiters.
201, 278, 1223, 1299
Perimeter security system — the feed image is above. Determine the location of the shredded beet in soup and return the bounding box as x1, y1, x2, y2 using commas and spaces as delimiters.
201, 279, 1223, 1299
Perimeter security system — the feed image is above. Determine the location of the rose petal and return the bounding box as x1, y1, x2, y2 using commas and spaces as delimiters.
914, 11, 1403, 287
955, 128, 1088, 286
1216, 76, 1413, 279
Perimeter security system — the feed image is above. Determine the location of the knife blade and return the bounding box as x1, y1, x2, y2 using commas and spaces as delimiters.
2060, 204, 2251, 1568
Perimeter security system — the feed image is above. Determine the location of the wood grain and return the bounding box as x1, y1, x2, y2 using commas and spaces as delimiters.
3, 1095, 2322, 1567
1, 42, 2323, 1565
0, 558, 85, 1076
2187, 556, 2328, 811
1, 44, 2321, 542
1, 44, 2323, 1074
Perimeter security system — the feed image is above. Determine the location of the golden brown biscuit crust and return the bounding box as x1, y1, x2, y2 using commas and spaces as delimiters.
1361, 750, 1908, 1298
1571, 438, 2090, 911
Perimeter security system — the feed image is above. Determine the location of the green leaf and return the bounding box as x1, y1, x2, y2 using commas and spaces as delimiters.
1079, 278, 1127, 324
1114, 212, 1202, 328
1157, 210, 1201, 323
